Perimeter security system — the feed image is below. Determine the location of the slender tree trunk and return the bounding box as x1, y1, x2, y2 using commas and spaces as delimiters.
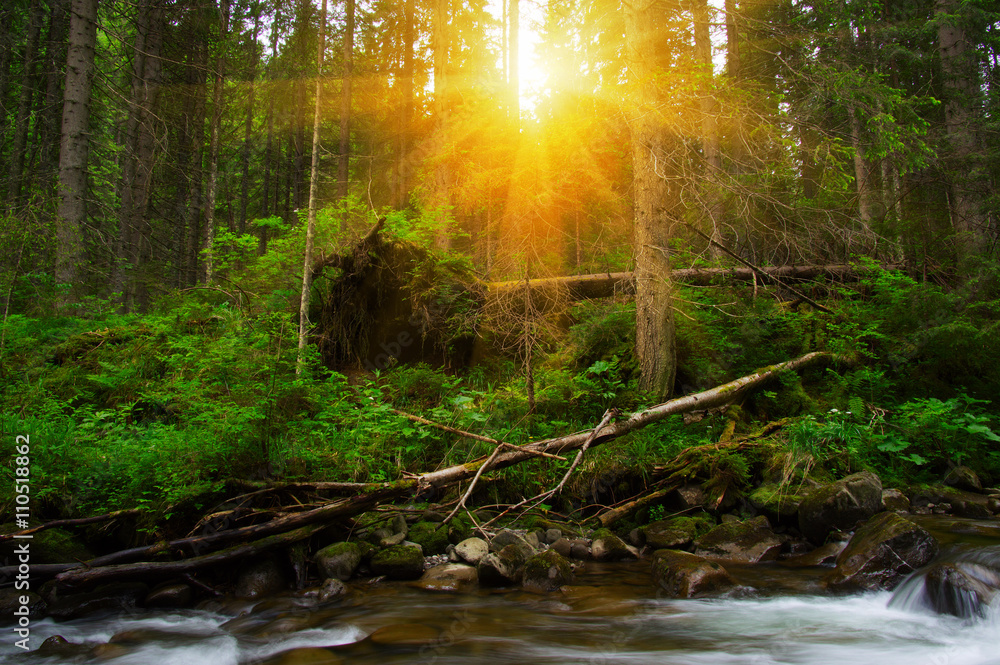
204, 0, 230, 284
694, 0, 722, 258
55, 0, 98, 300
298, 0, 328, 374
509, 0, 519, 126
239, 4, 261, 236
6, 0, 43, 206
184, 41, 209, 288
337, 0, 354, 204
849, 106, 873, 228
624, 0, 677, 401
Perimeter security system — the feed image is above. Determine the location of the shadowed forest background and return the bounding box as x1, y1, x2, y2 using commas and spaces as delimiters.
2, 0, 1000, 521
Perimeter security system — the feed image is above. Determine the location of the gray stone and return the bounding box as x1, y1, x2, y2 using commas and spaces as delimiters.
591, 529, 638, 561
318, 578, 347, 602
545, 528, 563, 544
414, 563, 478, 592
454, 537, 489, 565
882, 488, 911, 512
490, 529, 534, 553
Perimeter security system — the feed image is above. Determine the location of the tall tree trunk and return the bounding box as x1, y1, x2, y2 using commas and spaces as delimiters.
337, 0, 354, 204
935, 0, 988, 256
239, 3, 261, 236
850, 106, 873, 228
624, 0, 677, 401
55, 0, 98, 301
184, 40, 209, 288
694, 0, 722, 259
116, 0, 163, 311
6, 0, 43, 206
724, 0, 740, 78
298, 0, 328, 374
204, 0, 230, 284
40, 0, 70, 187
509, 0, 519, 126
432, 0, 451, 250
394, 0, 414, 209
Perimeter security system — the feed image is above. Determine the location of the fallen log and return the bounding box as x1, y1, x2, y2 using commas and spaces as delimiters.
20, 352, 838, 588
485, 265, 897, 301
54, 523, 330, 588
0, 509, 141, 542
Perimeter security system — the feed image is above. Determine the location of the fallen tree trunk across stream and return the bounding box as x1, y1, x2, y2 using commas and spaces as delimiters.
10, 351, 841, 589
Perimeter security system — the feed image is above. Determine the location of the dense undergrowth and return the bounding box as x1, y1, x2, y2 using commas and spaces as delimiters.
2, 214, 1000, 526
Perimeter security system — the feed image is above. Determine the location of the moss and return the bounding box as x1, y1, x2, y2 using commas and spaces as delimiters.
522, 549, 573, 591
407, 521, 450, 555
370, 544, 425, 580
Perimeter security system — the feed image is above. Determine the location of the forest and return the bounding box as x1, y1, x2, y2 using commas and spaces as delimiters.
2, 0, 1000, 660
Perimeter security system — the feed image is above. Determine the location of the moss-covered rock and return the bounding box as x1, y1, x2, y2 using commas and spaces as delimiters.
406, 521, 451, 555
642, 514, 715, 550
798, 471, 883, 545
522, 550, 574, 592
316, 542, 367, 581
651, 550, 735, 598
478, 541, 534, 587
750, 483, 810, 523
824, 512, 938, 591
694, 515, 784, 563
370, 544, 425, 581
591, 528, 637, 561
453, 537, 489, 565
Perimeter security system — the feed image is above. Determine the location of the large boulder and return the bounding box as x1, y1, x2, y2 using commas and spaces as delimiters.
881, 489, 910, 512
824, 512, 939, 591
944, 466, 983, 492
591, 529, 638, 562
694, 516, 784, 563
370, 544, 425, 581
489, 529, 536, 554
0, 589, 45, 622
798, 471, 883, 545
522, 550, 574, 592
651, 550, 736, 598
315, 542, 370, 582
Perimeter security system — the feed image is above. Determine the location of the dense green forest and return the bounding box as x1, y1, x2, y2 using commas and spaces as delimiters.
2, 0, 1000, 523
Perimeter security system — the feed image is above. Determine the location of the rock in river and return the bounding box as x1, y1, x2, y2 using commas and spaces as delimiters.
694, 515, 784, 563
651, 550, 735, 598
824, 511, 938, 591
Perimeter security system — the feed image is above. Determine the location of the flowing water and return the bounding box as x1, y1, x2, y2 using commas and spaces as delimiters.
11, 516, 1000, 665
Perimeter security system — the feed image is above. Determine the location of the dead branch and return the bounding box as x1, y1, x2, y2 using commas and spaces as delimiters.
391, 409, 511, 447
0, 509, 142, 542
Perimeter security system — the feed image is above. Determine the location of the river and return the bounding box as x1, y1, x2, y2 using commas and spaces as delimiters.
11, 516, 1000, 665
